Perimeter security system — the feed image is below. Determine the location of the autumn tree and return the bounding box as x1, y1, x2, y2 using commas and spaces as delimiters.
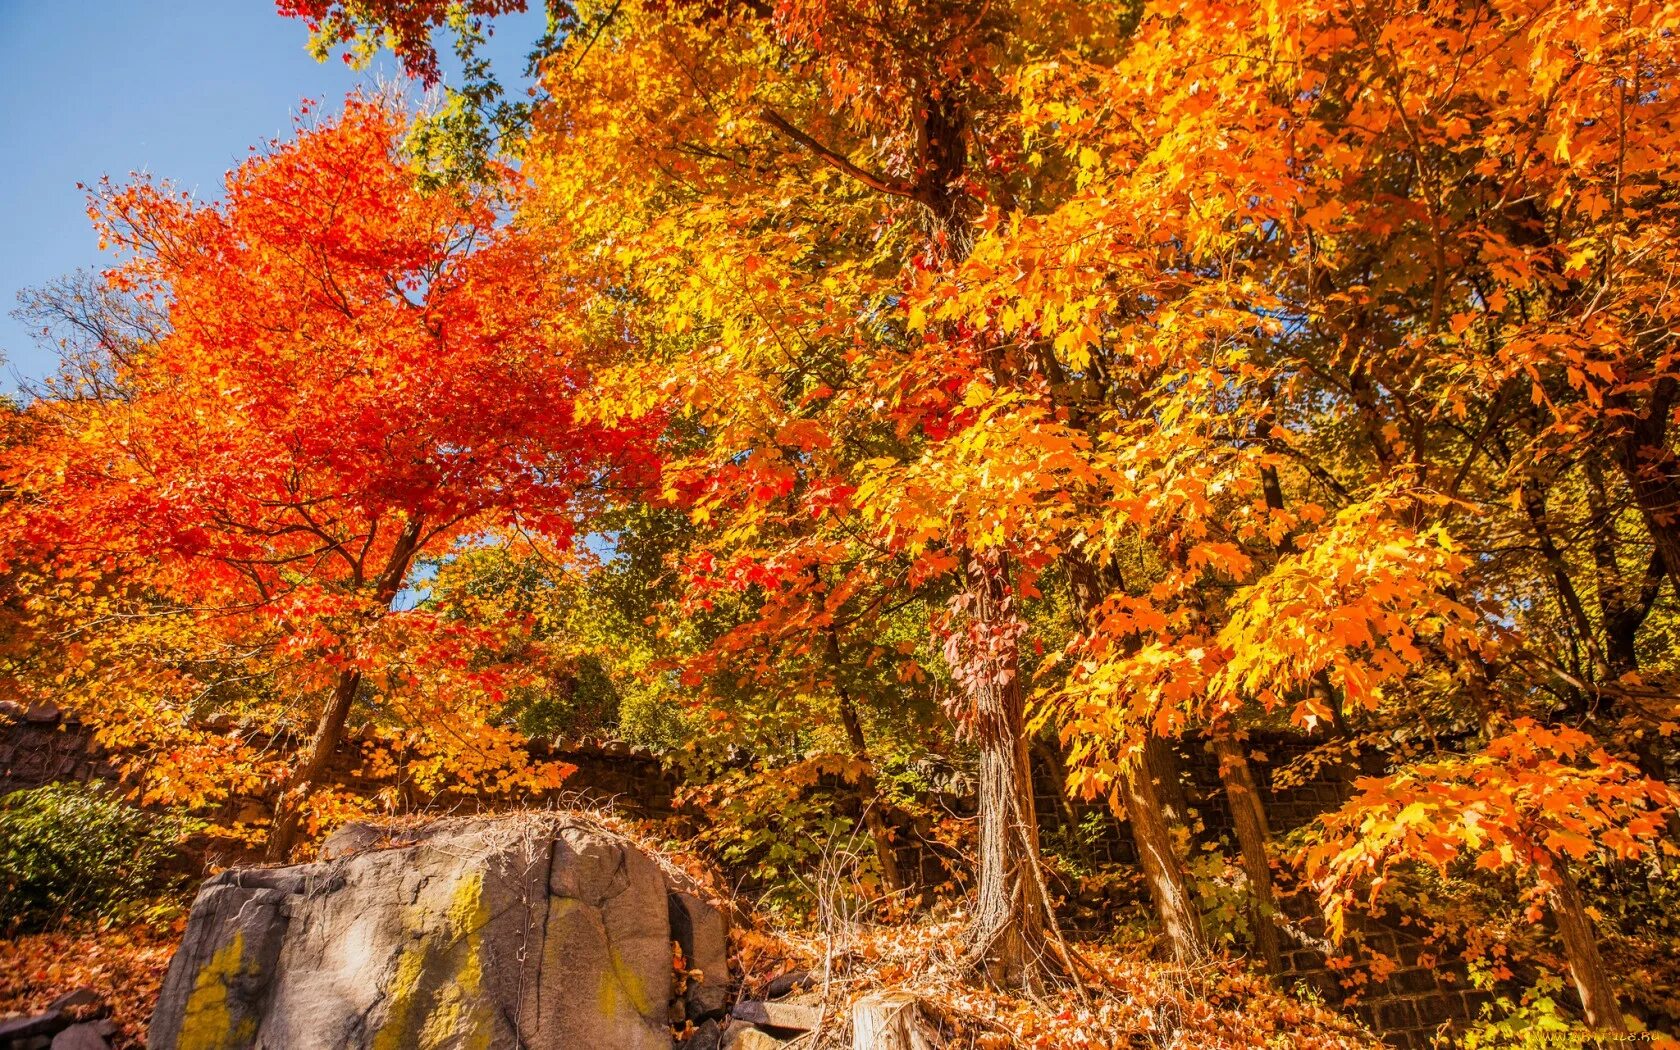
280, 0, 1258, 982
275, 0, 1680, 1022
1309, 722, 1673, 1032
914, 0, 1680, 1021
2, 95, 654, 857
509, 0, 1148, 988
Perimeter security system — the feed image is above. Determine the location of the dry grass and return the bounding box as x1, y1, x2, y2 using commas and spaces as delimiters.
710, 831, 1383, 1049
718, 913, 1383, 1049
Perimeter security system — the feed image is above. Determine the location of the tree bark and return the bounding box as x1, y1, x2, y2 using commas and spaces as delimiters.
1146, 735, 1196, 831
852, 993, 941, 1050
1119, 744, 1208, 964
961, 548, 1050, 990
1547, 860, 1627, 1033
1210, 724, 1282, 973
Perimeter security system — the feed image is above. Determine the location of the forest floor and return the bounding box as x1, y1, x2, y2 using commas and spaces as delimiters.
0, 915, 1380, 1050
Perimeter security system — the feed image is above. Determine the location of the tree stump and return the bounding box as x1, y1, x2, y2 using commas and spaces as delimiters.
851, 994, 940, 1050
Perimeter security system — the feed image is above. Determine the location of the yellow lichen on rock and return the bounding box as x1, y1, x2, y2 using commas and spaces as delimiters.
599, 943, 652, 1020
177, 932, 257, 1050
374, 871, 496, 1050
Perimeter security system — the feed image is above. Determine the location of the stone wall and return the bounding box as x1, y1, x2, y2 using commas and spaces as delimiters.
0, 706, 114, 795
0, 706, 675, 822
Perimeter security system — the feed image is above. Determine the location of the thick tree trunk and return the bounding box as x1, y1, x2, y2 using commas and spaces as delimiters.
1211, 725, 1282, 973
1146, 735, 1196, 831
266, 667, 361, 861
961, 548, 1050, 990
1547, 861, 1627, 1033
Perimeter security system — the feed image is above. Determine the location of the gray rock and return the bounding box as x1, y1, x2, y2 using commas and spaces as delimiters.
145, 868, 303, 1049
731, 997, 822, 1032
670, 891, 731, 1018
0, 1010, 66, 1044
44, 991, 98, 1013
48, 1023, 111, 1050
686, 1018, 723, 1050
149, 814, 678, 1050
22, 702, 61, 725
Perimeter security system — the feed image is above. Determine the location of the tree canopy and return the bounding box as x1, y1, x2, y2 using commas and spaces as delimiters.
3, 0, 1680, 1041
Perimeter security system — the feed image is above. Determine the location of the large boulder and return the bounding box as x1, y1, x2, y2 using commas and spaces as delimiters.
150, 814, 723, 1050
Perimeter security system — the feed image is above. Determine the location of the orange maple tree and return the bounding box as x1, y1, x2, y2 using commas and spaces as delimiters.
3, 96, 656, 856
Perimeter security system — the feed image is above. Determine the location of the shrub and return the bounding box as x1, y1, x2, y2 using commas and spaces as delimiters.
0, 782, 192, 932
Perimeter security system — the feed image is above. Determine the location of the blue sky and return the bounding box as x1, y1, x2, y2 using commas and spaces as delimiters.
0, 1, 545, 395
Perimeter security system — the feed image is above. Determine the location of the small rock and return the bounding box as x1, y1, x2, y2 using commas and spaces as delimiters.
763, 969, 815, 999
0, 1010, 67, 1043
45, 990, 98, 1013
0, 699, 25, 720
721, 1022, 785, 1050
50, 1023, 113, 1050
686, 1018, 723, 1050
23, 702, 61, 725
732, 998, 822, 1032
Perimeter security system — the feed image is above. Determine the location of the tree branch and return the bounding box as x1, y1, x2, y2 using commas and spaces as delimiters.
760, 108, 914, 199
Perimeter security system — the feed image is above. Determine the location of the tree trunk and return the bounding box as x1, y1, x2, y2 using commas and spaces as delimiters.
1547, 860, 1627, 1033
960, 548, 1050, 990
828, 637, 907, 895
264, 516, 425, 861
1211, 724, 1282, 973
266, 666, 361, 861
1119, 745, 1208, 963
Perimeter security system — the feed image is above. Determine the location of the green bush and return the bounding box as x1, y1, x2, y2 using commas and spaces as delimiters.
0, 782, 192, 932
